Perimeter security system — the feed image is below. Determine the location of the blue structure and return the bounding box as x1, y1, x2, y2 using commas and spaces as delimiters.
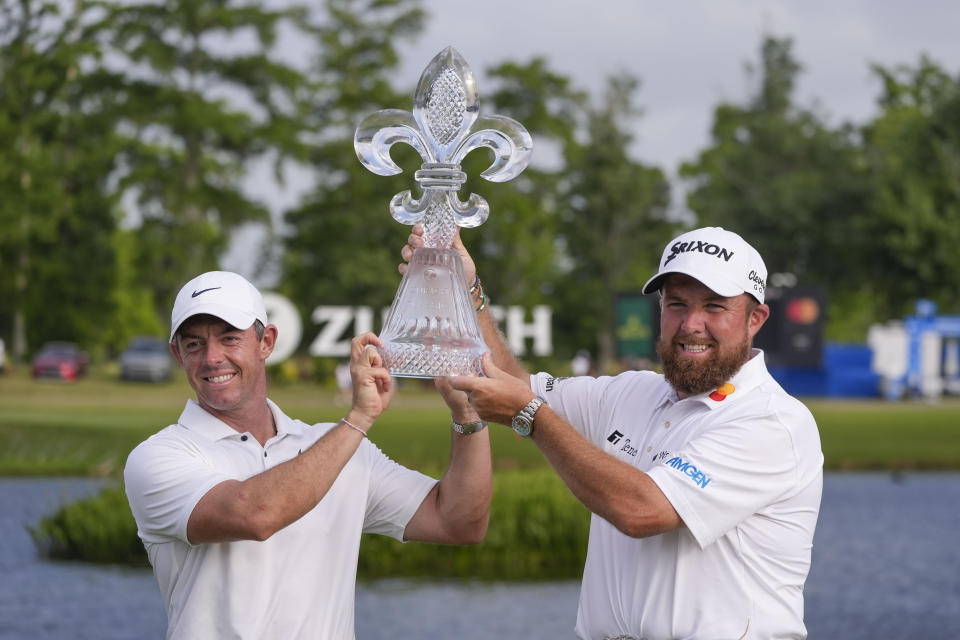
903, 300, 960, 397
770, 300, 960, 400
768, 343, 880, 398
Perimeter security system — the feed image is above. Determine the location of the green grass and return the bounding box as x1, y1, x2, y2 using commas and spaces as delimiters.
812, 400, 960, 469
3, 367, 960, 476
0, 368, 546, 476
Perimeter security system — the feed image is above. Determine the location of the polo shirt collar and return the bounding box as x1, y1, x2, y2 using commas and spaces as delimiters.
687, 348, 768, 410
266, 398, 304, 438
654, 383, 677, 410
178, 400, 236, 441
177, 398, 304, 441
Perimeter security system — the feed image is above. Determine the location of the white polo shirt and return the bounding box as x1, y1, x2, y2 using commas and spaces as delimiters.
531, 350, 823, 640
124, 399, 436, 640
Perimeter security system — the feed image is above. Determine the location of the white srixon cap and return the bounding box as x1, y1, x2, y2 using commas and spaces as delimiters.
170, 271, 268, 341
641, 227, 767, 303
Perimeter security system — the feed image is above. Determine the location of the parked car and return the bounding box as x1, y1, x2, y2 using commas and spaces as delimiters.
31, 342, 90, 381
119, 336, 173, 382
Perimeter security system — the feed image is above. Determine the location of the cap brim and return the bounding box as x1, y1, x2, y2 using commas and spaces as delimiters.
641, 269, 744, 298
641, 273, 668, 295
170, 304, 258, 341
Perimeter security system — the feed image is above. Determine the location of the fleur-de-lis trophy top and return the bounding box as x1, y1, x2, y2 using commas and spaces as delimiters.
355, 46, 533, 248
353, 47, 533, 379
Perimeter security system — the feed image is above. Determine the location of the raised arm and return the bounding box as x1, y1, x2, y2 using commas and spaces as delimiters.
186, 333, 392, 544
400, 224, 529, 382
449, 355, 682, 539
402, 376, 493, 545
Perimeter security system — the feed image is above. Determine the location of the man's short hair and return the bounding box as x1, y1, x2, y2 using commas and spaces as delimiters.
173, 316, 267, 344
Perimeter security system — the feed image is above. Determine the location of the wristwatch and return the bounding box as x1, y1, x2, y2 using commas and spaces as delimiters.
512, 396, 545, 438
452, 419, 487, 435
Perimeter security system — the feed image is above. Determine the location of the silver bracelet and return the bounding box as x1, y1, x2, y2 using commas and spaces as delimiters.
451, 418, 487, 434
341, 417, 368, 437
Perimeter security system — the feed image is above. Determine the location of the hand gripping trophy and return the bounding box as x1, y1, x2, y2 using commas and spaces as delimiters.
354, 47, 533, 378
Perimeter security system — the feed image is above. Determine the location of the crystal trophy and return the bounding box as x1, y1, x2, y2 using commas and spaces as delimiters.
354, 46, 533, 378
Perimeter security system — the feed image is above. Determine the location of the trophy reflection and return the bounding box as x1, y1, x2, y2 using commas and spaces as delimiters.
354, 47, 533, 377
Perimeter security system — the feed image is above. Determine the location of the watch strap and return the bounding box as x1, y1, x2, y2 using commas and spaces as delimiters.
512, 395, 546, 437
451, 418, 488, 435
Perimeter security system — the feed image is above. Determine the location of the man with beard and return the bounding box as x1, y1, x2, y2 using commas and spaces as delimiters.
400, 226, 823, 640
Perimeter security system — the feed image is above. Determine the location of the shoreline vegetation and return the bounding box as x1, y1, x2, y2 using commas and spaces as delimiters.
5, 370, 960, 572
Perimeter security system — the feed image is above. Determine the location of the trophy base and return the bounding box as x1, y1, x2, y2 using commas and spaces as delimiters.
378, 343, 485, 379
378, 247, 488, 379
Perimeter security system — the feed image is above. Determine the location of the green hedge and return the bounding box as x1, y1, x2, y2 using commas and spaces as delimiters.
30, 469, 591, 579
28, 482, 147, 565
358, 469, 590, 579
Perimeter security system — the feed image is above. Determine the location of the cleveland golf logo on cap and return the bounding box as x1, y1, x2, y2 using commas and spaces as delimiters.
663, 239, 736, 266
748, 270, 766, 297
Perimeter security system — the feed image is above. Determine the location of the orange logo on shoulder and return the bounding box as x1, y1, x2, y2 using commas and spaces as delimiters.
709, 383, 735, 402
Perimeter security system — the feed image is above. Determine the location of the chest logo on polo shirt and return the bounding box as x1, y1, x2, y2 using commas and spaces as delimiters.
709, 382, 735, 402
664, 455, 712, 489
606, 429, 638, 456
618, 438, 639, 457
652, 450, 671, 463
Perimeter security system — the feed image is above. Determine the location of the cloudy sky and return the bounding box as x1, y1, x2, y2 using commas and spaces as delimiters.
398, 0, 959, 174
227, 0, 960, 277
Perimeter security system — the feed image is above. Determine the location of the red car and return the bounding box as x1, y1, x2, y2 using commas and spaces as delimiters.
31, 342, 90, 381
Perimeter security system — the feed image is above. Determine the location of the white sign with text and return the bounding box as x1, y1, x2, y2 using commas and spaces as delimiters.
262, 294, 551, 365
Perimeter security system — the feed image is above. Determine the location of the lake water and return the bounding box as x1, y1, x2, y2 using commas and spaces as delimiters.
2, 473, 959, 639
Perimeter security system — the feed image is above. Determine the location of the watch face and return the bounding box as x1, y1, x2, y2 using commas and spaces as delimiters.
512, 417, 532, 437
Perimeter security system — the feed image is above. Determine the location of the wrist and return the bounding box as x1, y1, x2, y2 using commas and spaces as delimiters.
511, 395, 545, 438
451, 418, 487, 435
341, 417, 368, 437
450, 411, 481, 425
470, 274, 487, 313
344, 410, 374, 432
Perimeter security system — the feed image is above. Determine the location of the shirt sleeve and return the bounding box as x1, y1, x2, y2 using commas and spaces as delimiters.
532, 372, 615, 444
361, 440, 437, 541
532, 371, 660, 446
646, 410, 804, 549
123, 431, 232, 546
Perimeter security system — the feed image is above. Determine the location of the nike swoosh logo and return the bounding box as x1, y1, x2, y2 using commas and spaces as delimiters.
191, 287, 221, 298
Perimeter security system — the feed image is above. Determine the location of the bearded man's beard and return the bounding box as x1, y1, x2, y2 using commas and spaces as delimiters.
657, 331, 751, 396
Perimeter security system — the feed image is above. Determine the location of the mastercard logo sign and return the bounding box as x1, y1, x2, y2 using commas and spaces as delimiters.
785, 297, 820, 324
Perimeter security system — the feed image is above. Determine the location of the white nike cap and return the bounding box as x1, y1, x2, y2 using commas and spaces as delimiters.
641, 227, 768, 303
170, 271, 268, 341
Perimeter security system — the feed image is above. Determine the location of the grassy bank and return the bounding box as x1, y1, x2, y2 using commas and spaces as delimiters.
7, 368, 960, 572
3, 368, 959, 474
811, 400, 960, 469
0, 369, 546, 475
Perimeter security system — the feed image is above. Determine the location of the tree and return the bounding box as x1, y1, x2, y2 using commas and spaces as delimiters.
863, 56, 960, 317
281, 0, 426, 321
560, 76, 674, 371
97, 0, 314, 322
680, 36, 872, 339
0, 0, 122, 359
467, 58, 585, 312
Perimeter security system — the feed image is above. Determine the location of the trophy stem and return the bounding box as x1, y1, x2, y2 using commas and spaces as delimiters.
378, 248, 488, 378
